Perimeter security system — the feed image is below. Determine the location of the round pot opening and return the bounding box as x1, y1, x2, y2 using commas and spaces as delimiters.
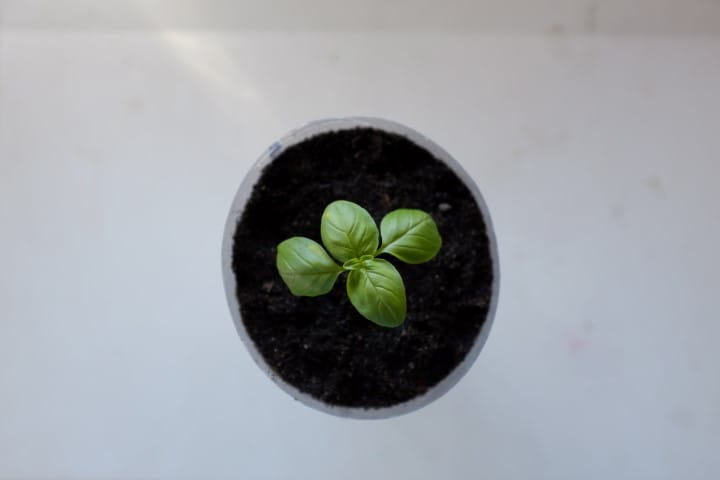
222, 117, 500, 419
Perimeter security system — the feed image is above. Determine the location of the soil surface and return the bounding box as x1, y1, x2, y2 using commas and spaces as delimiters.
232, 127, 494, 408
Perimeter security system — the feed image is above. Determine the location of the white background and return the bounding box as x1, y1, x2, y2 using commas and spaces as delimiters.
1, 1, 719, 479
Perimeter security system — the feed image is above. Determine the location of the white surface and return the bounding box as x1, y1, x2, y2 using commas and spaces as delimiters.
1, 3, 720, 479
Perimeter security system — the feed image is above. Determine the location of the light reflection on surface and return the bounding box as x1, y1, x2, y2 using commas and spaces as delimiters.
155, 29, 263, 105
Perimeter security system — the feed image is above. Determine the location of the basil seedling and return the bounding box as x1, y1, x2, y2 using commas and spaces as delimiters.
276, 200, 442, 327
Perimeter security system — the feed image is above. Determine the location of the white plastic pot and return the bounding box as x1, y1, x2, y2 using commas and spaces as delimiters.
222, 117, 500, 419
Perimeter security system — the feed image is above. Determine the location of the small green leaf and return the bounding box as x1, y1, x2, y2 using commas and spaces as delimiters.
321, 200, 379, 263
276, 237, 342, 296
379, 209, 442, 264
346, 258, 406, 327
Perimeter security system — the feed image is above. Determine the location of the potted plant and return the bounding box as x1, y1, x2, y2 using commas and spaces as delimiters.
222, 117, 499, 419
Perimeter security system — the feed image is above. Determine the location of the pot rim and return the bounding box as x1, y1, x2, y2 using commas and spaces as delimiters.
221, 117, 500, 419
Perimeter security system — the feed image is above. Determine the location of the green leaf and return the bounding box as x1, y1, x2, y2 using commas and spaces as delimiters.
346, 258, 406, 327
321, 200, 379, 263
378, 209, 442, 264
276, 237, 343, 296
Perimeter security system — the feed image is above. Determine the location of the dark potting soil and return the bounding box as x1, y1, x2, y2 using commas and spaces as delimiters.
232, 127, 494, 409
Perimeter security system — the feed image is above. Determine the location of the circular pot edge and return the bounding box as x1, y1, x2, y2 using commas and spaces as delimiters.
221, 117, 500, 419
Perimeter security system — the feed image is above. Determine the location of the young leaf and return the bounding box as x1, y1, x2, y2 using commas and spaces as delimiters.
346, 258, 406, 327
321, 200, 379, 263
276, 237, 342, 296
378, 209, 442, 264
